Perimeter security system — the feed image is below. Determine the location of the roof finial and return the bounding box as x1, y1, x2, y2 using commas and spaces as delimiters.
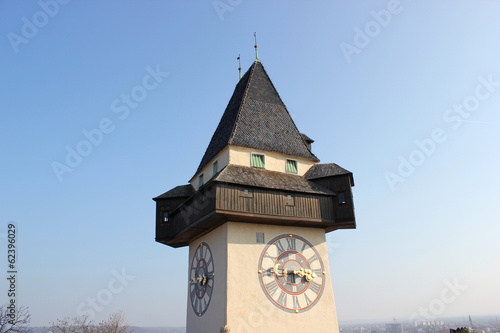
237, 54, 242, 80
253, 32, 259, 60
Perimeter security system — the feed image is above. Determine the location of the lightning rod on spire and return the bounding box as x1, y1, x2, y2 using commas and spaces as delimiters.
254, 32, 259, 60
237, 54, 242, 80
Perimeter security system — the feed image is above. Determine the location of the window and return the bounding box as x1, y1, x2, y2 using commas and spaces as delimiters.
162, 211, 169, 223
212, 160, 218, 176
285, 194, 295, 206
198, 174, 204, 187
286, 159, 298, 174
256, 232, 265, 244
337, 191, 346, 204
240, 188, 253, 198
251, 153, 265, 168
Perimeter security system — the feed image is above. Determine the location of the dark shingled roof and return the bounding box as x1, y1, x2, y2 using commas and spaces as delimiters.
304, 163, 353, 182
153, 184, 195, 200
214, 165, 334, 195
300, 133, 314, 144
195, 61, 319, 175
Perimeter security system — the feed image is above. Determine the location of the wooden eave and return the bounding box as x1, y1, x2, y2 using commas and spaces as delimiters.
156, 208, 338, 248
155, 179, 355, 248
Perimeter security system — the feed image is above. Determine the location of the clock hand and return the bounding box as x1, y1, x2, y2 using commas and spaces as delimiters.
271, 264, 291, 277
269, 265, 318, 281
189, 272, 215, 285
271, 264, 281, 276
293, 267, 318, 281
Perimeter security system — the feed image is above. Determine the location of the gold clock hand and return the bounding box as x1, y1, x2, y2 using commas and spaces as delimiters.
293, 267, 318, 281
272, 264, 281, 276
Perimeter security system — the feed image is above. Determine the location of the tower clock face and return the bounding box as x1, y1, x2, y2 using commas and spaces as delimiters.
258, 234, 326, 313
189, 242, 214, 317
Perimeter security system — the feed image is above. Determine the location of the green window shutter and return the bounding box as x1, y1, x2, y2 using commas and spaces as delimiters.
198, 174, 204, 187
286, 159, 298, 173
251, 154, 265, 168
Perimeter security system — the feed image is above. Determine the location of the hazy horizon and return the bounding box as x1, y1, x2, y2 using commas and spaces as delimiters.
28, 313, 500, 329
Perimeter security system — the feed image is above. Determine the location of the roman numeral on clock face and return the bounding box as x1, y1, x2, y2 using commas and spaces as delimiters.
205, 283, 213, 297
286, 237, 296, 251
309, 281, 321, 295
308, 254, 319, 264
190, 287, 196, 302
206, 255, 213, 267
292, 295, 301, 309
277, 291, 287, 307
198, 299, 203, 314
274, 240, 285, 254
304, 293, 312, 306
264, 251, 277, 261
265, 280, 279, 297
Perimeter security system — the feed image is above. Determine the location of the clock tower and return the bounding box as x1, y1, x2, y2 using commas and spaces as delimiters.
153, 59, 356, 332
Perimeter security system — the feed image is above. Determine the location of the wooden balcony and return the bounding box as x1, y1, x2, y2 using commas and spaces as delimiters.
154, 180, 355, 248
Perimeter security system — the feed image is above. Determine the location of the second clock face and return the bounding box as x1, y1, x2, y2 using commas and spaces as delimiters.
189, 242, 214, 317
258, 234, 326, 313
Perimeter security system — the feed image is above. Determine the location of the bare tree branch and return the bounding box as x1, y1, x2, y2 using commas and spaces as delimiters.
51, 311, 132, 333
0, 305, 31, 333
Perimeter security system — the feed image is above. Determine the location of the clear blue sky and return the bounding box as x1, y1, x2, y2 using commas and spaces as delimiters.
1, 0, 499, 327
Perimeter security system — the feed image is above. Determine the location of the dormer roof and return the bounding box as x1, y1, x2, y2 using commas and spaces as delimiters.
305, 163, 355, 186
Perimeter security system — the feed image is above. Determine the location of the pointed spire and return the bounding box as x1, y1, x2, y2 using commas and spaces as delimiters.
194, 61, 319, 175
254, 32, 259, 60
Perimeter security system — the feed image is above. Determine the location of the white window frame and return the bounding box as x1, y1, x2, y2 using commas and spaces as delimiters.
251, 153, 266, 169
286, 159, 298, 174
